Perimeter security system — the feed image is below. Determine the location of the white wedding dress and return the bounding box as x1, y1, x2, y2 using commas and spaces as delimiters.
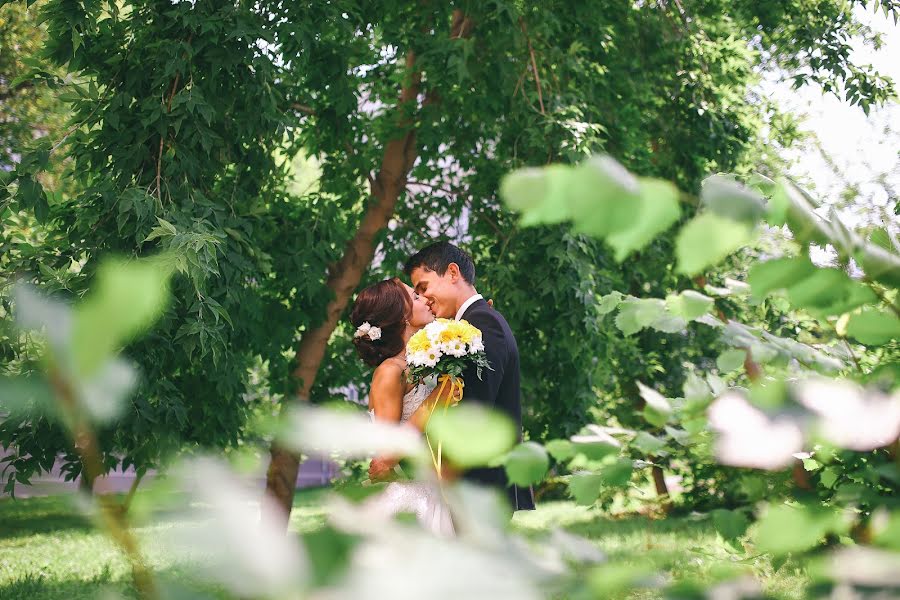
365, 381, 455, 537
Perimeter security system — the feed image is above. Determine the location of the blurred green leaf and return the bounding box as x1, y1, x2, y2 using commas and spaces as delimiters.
567, 156, 641, 237
701, 174, 766, 225
571, 425, 623, 460
503, 441, 550, 487
302, 525, 357, 587
676, 213, 753, 275
426, 405, 516, 469
747, 257, 817, 299
569, 472, 604, 505
501, 165, 569, 226
845, 308, 900, 346
716, 349, 746, 373
753, 504, 849, 556
615, 298, 667, 336
587, 563, 654, 597
638, 382, 671, 427
597, 291, 623, 316
711, 508, 750, 541
819, 467, 839, 489
0, 376, 56, 417
600, 458, 634, 487
632, 431, 666, 455
666, 290, 714, 321
544, 439, 577, 461
71, 256, 174, 376
606, 178, 681, 261
873, 511, 900, 551
785, 268, 876, 315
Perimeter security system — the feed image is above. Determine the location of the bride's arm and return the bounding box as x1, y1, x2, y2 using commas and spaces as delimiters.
368, 364, 405, 480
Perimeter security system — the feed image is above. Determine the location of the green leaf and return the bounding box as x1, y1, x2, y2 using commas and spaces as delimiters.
856, 243, 900, 288
716, 349, 746, 373
666, 290, 714, 320
747, 257, 817, 299
567, 156, 641, 237
802, 458, 821, 472
748, 172, 778, 197
638, 382, 671, 427
676, 213, 753, 275
15, 176, 50, 222
819, 468, 839, 489
869, 228, 894, 253
425, 405, 517, 469
0, 376, 57, 417
785, 268, 876, 314
302, 525, 357, 586
545, 439, 576, 461
599, 458, 634, 487
711, 508, 750, 541
846, 308, 900, 346
517, 165, 573, 226
606, 178, 681, 261
701, 174, 767, 225
631, 431, 666, 456
753, 504, 849, 556
587, 563, 655, 598
571, 426, 622, 460
597, 291, 623, 316
615, 298, 666, 336
71, 256, 174, 376
766, 182, 791, 226
503, 441, 550, 487
569, 472, 604, 505
873, 511, 900, 551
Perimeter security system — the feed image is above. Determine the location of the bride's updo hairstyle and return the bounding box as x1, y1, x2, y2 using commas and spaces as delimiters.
350, 278, 412, 367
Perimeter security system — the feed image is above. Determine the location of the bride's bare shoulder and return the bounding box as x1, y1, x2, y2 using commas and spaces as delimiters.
372, 357, 404, 381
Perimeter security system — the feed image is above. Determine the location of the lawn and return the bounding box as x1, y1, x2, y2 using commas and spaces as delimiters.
0, 491, 808, 599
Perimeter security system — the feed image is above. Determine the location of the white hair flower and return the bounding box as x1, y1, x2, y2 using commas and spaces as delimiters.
354, 322, 382, 341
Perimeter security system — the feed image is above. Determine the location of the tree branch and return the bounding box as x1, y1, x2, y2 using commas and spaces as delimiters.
519, 17, 545, 115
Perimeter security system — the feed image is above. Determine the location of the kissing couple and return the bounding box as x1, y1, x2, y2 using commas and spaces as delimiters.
349, 241, 535, 536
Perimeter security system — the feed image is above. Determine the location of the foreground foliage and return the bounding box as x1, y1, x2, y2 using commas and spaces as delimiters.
3, 0, 897, 514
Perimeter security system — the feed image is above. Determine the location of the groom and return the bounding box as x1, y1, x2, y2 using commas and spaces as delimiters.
404, 241, 535, 512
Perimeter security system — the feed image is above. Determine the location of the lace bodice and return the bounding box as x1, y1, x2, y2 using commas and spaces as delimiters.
400, 381, 434, 422
368, 377, 435, 423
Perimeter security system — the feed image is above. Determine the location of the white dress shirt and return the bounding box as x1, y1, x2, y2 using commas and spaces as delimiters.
455, 293, 483, 321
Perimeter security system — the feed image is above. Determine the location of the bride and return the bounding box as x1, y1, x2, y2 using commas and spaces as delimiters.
349, 277, 455, 536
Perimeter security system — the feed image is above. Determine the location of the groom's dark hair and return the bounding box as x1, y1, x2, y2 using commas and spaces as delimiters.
404, 241, 476, 285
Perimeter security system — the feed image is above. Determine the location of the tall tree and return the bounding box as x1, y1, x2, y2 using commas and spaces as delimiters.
2, 0, 893, 524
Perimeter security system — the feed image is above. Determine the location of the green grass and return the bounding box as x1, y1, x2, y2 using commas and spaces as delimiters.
0, 492, 808, 599
513, 502, 808, 599
0, 489, 329, 600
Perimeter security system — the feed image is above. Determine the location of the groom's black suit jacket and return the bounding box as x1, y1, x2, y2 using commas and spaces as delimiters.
460, 298, 536, 511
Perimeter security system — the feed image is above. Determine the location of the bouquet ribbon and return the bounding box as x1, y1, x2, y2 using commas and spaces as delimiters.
425, 374, 464, 479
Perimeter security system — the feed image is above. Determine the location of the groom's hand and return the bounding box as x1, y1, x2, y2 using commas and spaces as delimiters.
368, 457, 397, 481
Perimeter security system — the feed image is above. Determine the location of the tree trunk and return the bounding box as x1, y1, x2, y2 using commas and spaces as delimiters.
263, 12, 473, 528
651, 464, 671, 514
79, 466, 95, 495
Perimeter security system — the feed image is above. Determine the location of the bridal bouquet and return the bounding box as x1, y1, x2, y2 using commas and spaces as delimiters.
407, 318, 489, 381
406, 318, 490, 475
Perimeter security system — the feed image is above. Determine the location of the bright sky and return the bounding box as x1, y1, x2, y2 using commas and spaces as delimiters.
763, 4, 900, 233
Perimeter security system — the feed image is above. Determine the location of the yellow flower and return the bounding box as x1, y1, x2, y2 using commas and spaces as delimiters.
408, 330, 432, 353
456, 320, 480, 344
438, 321, 465, 344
